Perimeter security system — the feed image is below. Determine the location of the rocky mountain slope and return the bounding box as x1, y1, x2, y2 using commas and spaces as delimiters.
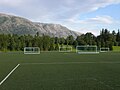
0, 13, 81, 38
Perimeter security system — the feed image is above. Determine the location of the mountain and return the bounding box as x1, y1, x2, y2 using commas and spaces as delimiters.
0, 13, 81, 38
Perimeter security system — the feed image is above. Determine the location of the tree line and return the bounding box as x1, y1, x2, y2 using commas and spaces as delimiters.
0, 28, 120, 51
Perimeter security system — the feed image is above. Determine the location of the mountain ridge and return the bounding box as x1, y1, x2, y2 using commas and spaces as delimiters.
0, 13, 81, 38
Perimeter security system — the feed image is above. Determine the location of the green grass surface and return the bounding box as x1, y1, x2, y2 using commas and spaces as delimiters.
113, 46, 120, 52
0, 52, 120, 90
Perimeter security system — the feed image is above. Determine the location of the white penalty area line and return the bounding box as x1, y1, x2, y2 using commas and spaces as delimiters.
21, 62, 120, 65
0, 64, 20, 86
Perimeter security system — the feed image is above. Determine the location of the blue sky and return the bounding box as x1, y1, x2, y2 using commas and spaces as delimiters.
0, 0, 120, 35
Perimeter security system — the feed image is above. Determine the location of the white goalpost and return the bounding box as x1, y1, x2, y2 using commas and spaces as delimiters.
59, 46, 72, 52
76, 45, 99, 54
24, 47, 40, 54
100, 48, 109, 52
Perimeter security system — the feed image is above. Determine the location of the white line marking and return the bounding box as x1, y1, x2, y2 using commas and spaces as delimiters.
21, 62, 120, 65
0, 64, 20, 86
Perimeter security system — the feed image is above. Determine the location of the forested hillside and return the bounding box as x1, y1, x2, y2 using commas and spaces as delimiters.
0, 28, 120, 51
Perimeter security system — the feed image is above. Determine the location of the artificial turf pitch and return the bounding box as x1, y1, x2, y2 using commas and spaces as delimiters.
0, 52, 120, 90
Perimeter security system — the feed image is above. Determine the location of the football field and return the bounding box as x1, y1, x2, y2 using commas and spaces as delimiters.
0, 52, 120, 90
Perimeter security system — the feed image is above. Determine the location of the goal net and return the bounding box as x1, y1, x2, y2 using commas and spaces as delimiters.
24, 47, 40, 54
59, 46, 72, 52
76, 45, 99, 54
100, 48, 109, 52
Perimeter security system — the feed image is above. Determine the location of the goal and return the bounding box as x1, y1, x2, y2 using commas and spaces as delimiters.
76, 45, 99, 54
100, 48, 109, 52
24, 47, 40, 54
59, 46, 72, 52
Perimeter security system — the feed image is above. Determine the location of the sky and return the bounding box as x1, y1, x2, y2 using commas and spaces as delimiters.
0, 0, 120, 36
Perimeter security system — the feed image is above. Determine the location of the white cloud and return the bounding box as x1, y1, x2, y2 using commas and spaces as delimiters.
36, 0, 120, 24
66, 15, 115, 24
0, 0, 24, 7
0, 0, 120, 35
0, 0, 120, 20
79, 28, 101, 36
62, 15, 120, 35
80, 16, 114, 24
